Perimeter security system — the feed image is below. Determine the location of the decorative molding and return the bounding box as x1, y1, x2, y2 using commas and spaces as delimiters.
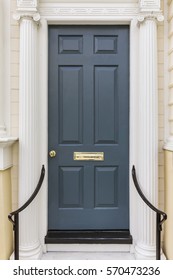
39, 4, 139, 20
139, 0, 160, 12
17, 0, 37, 12
0, 137, 18, 170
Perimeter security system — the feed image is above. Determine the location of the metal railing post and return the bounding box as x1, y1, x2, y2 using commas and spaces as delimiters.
8, 165, 45, 260
156, 213, 161, 260
14, 214, 19, 260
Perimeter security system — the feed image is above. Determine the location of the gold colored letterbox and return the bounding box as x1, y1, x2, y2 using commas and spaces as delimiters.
73, 152, 104, 161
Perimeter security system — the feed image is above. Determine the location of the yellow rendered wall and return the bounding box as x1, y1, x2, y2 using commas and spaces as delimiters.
0, 169, 13, 260
164, 151, 173, 260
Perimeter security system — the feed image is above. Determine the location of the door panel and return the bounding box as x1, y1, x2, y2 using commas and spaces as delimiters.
48, 26, 129, 230
94, 66, 118, 144
59, 66, 83, 144
95, 167, 118, 207
59, 167, 84, 208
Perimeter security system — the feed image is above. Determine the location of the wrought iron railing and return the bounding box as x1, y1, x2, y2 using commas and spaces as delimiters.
132, 165, 167, 260
8, 165, 45, 260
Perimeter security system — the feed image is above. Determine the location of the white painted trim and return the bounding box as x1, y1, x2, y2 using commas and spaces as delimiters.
38, 18, 48, 254
39, 2, 139, 23
129, 18, 140, 248
0, 137, 18, 170
17, 0, 38, 11
164, 138, 173, 152
139, 0, 160, 12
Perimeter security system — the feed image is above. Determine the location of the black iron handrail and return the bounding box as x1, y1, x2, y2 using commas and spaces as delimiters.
132, 165, 167, 260
8, 165, 45, 260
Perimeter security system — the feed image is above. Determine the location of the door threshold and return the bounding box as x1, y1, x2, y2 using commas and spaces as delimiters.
45, 230, 132, 244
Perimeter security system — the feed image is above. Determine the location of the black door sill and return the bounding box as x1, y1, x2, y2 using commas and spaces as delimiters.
45, 230, 132, 244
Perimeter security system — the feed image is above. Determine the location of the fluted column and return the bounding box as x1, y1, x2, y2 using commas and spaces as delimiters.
135, 14, 163, 259
14, 11, 41, 259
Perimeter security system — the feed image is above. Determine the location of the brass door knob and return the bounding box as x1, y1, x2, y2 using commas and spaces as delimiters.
49, 150, 57, 158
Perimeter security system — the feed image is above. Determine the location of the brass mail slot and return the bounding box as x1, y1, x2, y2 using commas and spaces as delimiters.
73, 152, 104, 161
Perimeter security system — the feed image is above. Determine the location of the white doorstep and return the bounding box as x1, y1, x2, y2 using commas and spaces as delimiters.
46, 244, 132, 252
42, 244, 135, 260
41, 251, 135, 260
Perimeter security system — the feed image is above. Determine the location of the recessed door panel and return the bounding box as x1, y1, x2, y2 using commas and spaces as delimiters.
94, 66, 118, 144
58, 35, 83, 54
59, 66, 83, 144
95, 167, 118, 207
59, 167, 83, 208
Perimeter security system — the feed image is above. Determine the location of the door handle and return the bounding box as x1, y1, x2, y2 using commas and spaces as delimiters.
49, 150, 57, 158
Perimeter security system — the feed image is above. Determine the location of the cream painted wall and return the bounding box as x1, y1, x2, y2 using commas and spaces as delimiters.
10, 0, 165, 217
0, 169, 13, 259
168, 0, 173, 139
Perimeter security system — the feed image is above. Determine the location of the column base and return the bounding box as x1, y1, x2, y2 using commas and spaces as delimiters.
18, 242, 42, 260
135, 243, 166, 260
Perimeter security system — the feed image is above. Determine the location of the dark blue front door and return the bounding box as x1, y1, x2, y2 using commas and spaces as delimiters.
48, 26, 129, 230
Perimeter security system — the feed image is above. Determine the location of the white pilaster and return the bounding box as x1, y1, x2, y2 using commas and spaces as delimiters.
135, 13, 163, 259
14, 1, 41, 259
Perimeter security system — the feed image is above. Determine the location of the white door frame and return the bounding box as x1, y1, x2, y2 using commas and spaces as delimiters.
37, 2, 139, 254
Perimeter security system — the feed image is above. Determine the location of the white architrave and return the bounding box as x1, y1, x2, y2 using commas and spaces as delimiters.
14, 1, 41, 259
135, 13, 164, 259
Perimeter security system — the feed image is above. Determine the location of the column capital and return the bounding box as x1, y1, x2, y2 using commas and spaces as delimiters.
14, 0, 40, 24
13, 12, 40, 24
137, 12, 164, 24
